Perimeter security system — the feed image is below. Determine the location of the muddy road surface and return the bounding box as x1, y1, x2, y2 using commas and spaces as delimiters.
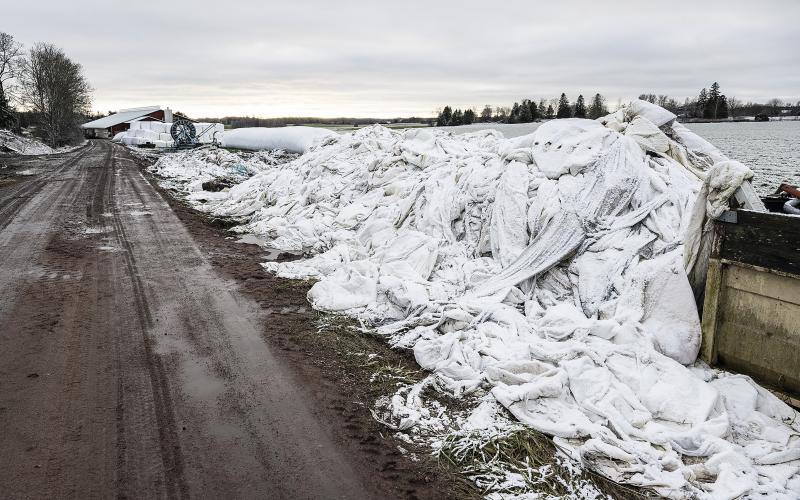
0, 141, 454, 499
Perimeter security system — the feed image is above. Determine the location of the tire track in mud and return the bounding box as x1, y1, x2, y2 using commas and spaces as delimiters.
0, 144, 92, 231
113, 154, 281, 494
104, 144, 189, 499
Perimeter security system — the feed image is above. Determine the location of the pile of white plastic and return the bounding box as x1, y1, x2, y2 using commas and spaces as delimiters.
145, 146, 297, 194
113, 121, 224, 148
0, 129, 54, 154
115, 122, 333, 153
183, 101, 798, 499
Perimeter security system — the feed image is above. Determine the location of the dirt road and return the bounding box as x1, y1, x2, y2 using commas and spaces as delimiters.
0, 141, 455, 499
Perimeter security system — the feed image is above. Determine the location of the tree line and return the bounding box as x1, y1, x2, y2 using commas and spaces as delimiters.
436, 93, 610, 126
0, 32, 92, 146
194, 116, 434, 129
639, 82, 800, 120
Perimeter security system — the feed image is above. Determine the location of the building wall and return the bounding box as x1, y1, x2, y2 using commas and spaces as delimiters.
109, 110, 166, 136
83, 128, 109, 139
83, 109, 169, 139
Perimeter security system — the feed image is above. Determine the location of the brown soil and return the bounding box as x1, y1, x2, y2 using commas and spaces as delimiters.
137, 154, 480, 500
0, 140, 477, 499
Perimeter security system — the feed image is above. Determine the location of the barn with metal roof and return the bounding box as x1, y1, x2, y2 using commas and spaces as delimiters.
81, 106, 173, 138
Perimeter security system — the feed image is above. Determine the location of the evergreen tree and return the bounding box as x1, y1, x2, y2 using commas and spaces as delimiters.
709, 82, 721, 101
705, 82, 722, 119
573, 94, 587, 118
509, 102, 520, 123
697, 88, 708, 118
545, 104, 555, 119
528, 99, 540, 121
463, 108, 476, 125
556, 93, 572, 118
717, 95, 729, 119
437, 106, 452, 126
451, 109, 463, 126
518, 101, 533, 123
588, 93, 608, 119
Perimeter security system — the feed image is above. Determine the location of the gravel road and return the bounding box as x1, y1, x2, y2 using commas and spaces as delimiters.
0, 140, 456, 499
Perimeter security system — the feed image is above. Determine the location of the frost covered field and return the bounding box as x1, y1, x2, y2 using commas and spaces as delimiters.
144, 102, 800, 499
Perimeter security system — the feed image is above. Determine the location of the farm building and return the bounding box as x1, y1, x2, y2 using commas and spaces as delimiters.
81, 106, 174, 138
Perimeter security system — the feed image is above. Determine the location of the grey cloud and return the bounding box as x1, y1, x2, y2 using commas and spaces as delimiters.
6, 0, 799, 117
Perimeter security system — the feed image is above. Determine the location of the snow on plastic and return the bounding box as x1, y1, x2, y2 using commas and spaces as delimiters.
145, 146, 297, 195
115, 122, 333, 154
0, 129, 82, 155
157, 101, 799, 499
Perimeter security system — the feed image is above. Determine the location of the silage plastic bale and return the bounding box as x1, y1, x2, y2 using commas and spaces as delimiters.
221, 126, 336, 153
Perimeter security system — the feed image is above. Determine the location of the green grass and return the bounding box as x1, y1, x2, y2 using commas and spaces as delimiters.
313, 313, 425, 397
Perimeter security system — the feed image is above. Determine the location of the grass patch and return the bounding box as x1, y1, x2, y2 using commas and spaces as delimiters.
311, 312, 481, 499
437, 428, 656, 499
313, 313, 425, 399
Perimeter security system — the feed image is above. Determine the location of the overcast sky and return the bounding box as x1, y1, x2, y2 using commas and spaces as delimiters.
7, 0, 800, 117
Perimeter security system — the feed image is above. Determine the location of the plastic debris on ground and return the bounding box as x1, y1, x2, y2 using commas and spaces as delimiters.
0, 129, 84, 155
149, 101, 800, 499
144, 146, 298, 197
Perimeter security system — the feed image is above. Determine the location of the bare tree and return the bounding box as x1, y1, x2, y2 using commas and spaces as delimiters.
727, 96, 741, 117
20, 43, 92, 146
766, 98, 784, 116
479, 104, 493, 122
0, 32, 24, 127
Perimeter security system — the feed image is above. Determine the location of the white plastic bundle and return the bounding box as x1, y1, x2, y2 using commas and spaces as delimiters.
220, 126, 336, 153
186, 100, 798, 499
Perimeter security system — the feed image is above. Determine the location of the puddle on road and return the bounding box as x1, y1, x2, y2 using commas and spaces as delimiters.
235, 234, 302, 261
128, 210, 153, 216
263, 305, 309, 315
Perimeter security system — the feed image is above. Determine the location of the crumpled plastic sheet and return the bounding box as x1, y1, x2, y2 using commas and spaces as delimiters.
146, 147, 298, 196
189, 101, 799, 499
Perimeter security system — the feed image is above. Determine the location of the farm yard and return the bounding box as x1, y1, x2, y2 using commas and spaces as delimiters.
2, 2, 799, 498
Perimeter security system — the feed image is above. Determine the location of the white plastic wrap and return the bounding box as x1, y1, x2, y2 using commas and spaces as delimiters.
149, 105, 798, 499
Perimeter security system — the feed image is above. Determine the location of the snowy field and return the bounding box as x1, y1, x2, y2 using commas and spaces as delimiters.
143, 102, 800, 499
686, 120, 800, 194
